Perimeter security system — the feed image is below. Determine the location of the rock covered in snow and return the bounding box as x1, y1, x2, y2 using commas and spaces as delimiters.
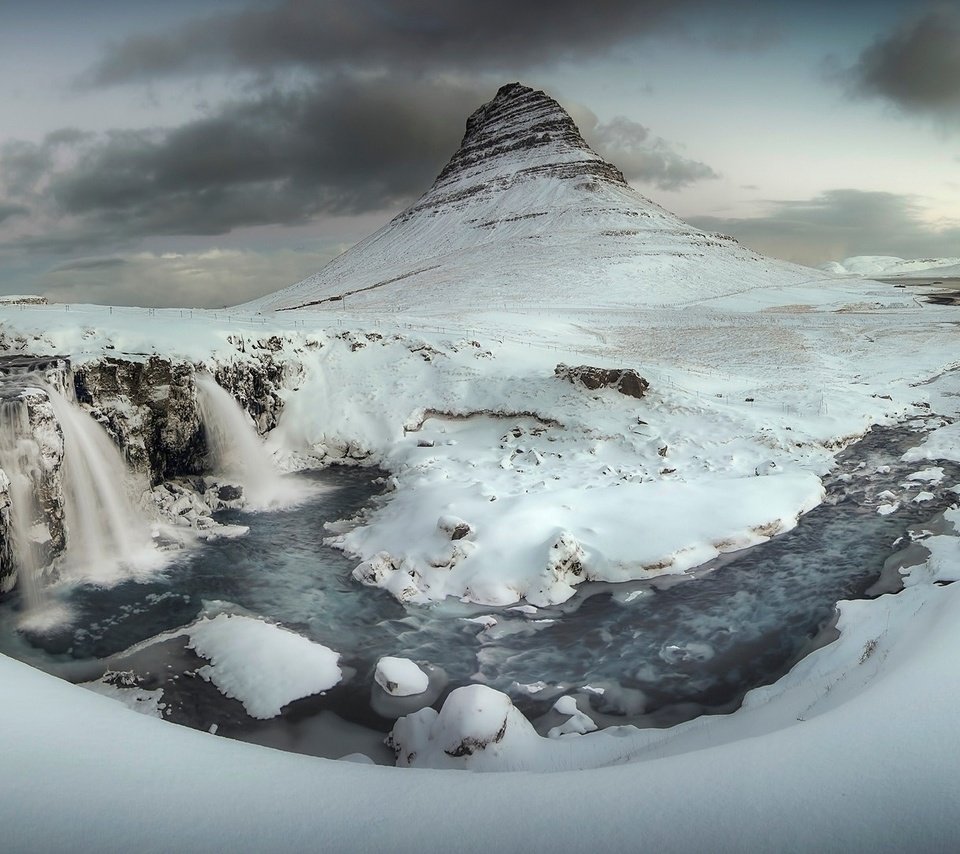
547, 695, 598, 738
186, 614, 342, 719
527, 531, 587, 607
374, 656, 429, 697
437, 514, 473, 540
388, 684, 539, 769
554, 363, 649, 399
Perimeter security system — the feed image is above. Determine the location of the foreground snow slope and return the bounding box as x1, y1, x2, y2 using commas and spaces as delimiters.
3, 524, 959, 852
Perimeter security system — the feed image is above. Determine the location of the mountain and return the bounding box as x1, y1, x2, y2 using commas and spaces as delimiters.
249, 83, 814, 314
821, 256, 960, 278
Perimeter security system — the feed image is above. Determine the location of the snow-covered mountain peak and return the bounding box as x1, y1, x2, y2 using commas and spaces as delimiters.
249, 83, 815, 314
424, 82, 628, 203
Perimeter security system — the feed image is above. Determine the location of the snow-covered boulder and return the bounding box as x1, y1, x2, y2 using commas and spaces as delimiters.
374, 656, 429, 697
388, 684, 540, 770
527, 531, 587, 607
547, 695, 598, 738
554, 363, 649, 399
437, 515, 473, 540
186, 614, 342, 719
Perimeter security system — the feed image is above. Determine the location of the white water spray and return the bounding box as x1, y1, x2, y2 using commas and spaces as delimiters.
0, 397, 48, 609
195, 374, 292, 509
45, 387, 157, 586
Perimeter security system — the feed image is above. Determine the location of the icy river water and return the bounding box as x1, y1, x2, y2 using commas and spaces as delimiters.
1, 422, 956, 763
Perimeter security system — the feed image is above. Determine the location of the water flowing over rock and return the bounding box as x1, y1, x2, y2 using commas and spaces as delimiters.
195, 374, 289, 510
45, 387, 155, 585
0, 360, 68, 600
0, 391, 63, 604
0, 356, 159, 602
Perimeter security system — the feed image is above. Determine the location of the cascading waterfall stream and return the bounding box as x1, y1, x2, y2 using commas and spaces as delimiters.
195, 374, 292, 509
0, 398, 48, 609
45, 387, 156, 585
0, 352, 160, 618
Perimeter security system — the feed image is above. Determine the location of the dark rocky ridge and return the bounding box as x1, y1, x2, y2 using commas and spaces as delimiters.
399, 83, 629, 219
555, 364, 649, 400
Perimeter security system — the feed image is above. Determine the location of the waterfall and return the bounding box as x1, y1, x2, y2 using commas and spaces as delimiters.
45, 387, 157, 585
0, 397, 48, 609
195, 374, 291, 509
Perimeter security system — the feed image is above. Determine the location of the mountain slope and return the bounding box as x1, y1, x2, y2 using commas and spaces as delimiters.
249, 83, 815, 314
822, 256, 960, 278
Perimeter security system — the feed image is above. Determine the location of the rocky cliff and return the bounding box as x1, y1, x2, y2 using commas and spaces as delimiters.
0, 337, 306, 594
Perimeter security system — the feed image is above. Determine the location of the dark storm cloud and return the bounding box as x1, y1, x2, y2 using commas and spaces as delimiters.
581, 116, 719, 190
842, 6, 960, 121
50, 256, 129, 272
82, 0, 727, 85
0, 78, 488, 249
0, 203, 29, 224
689, 189, 960, 265
1, 77, 720, 253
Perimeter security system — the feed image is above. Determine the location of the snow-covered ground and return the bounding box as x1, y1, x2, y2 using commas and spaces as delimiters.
2, 272, 960, 849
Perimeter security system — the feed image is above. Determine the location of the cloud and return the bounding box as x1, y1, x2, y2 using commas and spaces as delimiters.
689, 189, 960, 265
38, 247, 344, 308
841, 6, 960, 123
82, 0, 710, 86
1, 76, 719, 258
0, 77, 489, 251
50, 256, 129, 272
579, 115, 719, 190
0, 203, 28, 224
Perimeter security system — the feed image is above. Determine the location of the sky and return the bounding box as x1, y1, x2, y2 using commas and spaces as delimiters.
0, 0, 958, 307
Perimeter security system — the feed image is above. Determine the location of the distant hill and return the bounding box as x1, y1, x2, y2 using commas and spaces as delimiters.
821, 256, 960, 279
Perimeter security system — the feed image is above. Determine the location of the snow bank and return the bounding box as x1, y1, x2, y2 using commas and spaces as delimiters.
187, 614, 342, 718
345, 472, 824, 606
901, 421, 960, 465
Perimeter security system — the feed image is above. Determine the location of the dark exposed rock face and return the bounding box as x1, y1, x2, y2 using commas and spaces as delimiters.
397, 83, 627, 224
74, 358, 206, 485
72, 345, 299, 484
0, 484, 13, 594
554, 363, 649, 399
420, 83, 627, 213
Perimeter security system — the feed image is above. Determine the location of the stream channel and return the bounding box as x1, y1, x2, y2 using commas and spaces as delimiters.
0, 422, 956, 764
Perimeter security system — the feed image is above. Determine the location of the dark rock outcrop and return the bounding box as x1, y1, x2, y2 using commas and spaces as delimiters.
413, 82, 629, 218
74, 357, 206, 484
554, 363, 649, 399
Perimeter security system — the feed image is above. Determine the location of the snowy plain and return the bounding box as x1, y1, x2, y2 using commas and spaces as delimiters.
2, 269, 960, 850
